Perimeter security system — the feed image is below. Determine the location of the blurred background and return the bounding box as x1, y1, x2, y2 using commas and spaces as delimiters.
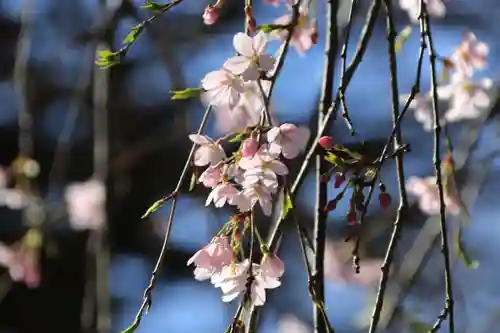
0, 0, 500, 332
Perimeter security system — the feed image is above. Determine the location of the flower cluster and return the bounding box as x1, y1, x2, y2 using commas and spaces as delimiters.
403, 32, 491, 131
188, 29, 310, 306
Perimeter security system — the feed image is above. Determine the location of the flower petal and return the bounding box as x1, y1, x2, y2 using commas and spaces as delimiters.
233, 32, 254, 57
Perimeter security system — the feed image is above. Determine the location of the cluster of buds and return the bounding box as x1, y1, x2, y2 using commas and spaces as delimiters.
318, 136, 393, 226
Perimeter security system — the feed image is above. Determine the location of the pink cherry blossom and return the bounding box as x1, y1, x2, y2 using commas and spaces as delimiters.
261, 253, 285, 278
201, 68, 245, 110
187, 236, 234, 280
399, 0, 446, 23
451, 32, 489, 77
206, 183, 239, 208
241, 136, 259, 157
406, 176, 460, 216
224, 32, 275, 81
0, 242, 40, 288
199, 164, 223, 188
188, 134, 227, 167
211, 259, 281, 306
243, 167, 280, 192
324, 241, 381, 285
273, 8, 315, 56
238, 144, 281, 170
203, 5, 220, 25
267, 123, 310, 159
65, 179, 105, 231
240, 181, 274, 215
438, 74, 493, 123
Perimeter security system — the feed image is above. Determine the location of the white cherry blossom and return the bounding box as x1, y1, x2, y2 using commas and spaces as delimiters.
438, 74, 493, 123
206, 183, 239, 208
65, 179, 106, 231
399, 0, 446, 23
201, 68, 245, 110
240, 181, 274, 215
451, 32, 489, 77
188, 134, 227, 167
211, 259, 281, 306
406, 176, 460, 216
273, 7, 315, 56
224, 32, 275, 81
187, 236, 234, 280
267, 123, 310, 159
199, 164, 223, 188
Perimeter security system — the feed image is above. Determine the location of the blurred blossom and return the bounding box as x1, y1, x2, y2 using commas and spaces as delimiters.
272, 6, 315, 56
278, 314, 311, 333
399, 0, 446, 22
64, 179, 106, 231
451, 32, 489, 78
406, 176, 460, 215
324, 240, 382, 285
0, 167, 28, 210
0, 241, 40, 288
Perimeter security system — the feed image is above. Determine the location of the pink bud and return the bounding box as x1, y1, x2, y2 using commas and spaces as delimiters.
261, 253, 285, 278
334, 173, 346, 189
203, 5, 220, 26
323, 199, 337, 213
347, 210, 357, 226
378, 192, 391, 209
241, 137, 259, 157
319, 136, 334, 149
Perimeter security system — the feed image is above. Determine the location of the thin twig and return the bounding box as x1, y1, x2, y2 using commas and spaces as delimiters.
313, 0, 338, 331
125, 105, 212, 331
422, 1, 455, 332
367, 1, 409, 332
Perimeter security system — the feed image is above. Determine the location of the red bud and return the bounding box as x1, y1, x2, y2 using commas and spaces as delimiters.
319, 136, 334, 149
378, 192, 391, 209
334, 173, 346, 189
323, 199, 337, 213
347, 210, 357, 225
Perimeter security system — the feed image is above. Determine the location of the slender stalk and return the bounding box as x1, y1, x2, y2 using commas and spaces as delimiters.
126, 105, 212, 331
367, 1, 408, 332
421, 1, 455, 332
313, 0, 338, 331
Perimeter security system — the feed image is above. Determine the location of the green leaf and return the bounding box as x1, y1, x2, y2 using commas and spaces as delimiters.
395, 25, 413, 53
141, 0, 169, 11
229, 132, 246, 143
256, 24, 287, 33
141, 199, 165, 219
123, 23, 145, 44
95, 49, 121, 69
282, 192, 294, 219
189, 171, 197, 192
120, 323, 139, 333
170, 87, 203, 100
409, 321, 432, 333
454, 227, 479, 269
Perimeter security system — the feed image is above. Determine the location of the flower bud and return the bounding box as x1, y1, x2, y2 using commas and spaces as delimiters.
261, 253, 285, 278
378, 192, 391, 209
203, 5, 220, 25
323, 199, 337, 213
241, 136, 259, 157
334, 172, 346, 189
347, 210, 357, 226
319, 136, 334, 149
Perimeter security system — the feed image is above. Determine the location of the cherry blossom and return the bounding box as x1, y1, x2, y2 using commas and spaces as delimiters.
199, 164, 223, 188
261, 253, 285, 278
206, 183, 239, 208
399, 0, 446, 23
406, 176, 460, 215
241, 136, 259, 157
187, 236, 234, 280
65, 179, 105, 231
203, 5, 220, 25
0, 241, 40, 288
267, 123, 310, 159
450, 32, 489, 77
438, 74, 493, 123
211, 259, 281, 306
240, 181, 275, 215
189, 134, 227, 167
273, 7, 315, 55
224, 32, 275, 81
201, 68, 245, 110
